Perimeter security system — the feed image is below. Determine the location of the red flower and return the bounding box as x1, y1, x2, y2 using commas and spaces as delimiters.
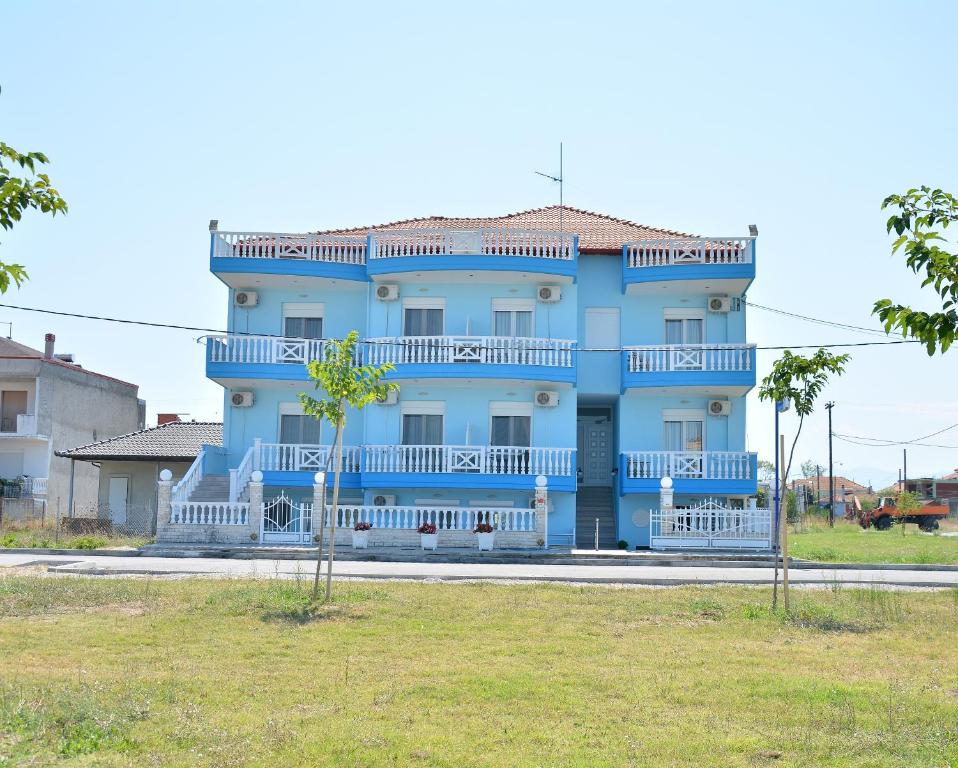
354, 521, 373, 531
474, 522, 494, 534
417, 522, 437, 534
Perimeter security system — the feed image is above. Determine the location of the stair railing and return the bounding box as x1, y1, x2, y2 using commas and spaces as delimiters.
172, 449, 206, 503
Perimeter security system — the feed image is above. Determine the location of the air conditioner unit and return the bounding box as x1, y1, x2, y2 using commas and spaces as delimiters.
708, 295, 730, 313
537, 285, 561, 303
376, 284, 399, 301
377, 389, 399, 405
709, 399, 731, 416
372, 494, 396, 507
535, 390, 559, 407
234, 290, 258, 307
231, 391, 254, 408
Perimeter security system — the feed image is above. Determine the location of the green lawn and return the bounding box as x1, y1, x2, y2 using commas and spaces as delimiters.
1, 575, 957, 766
789, 519, 958, 564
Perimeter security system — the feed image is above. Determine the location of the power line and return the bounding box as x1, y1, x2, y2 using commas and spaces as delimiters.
0, 301, 926, 352
742, 299, 893, 338
834, 421, 958, 447
834, 434, 958, 450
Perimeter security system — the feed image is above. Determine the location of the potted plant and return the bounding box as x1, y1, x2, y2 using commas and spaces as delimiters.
353, 521, 372, 549
474, 521, 495, 551
417, 521, 438, 551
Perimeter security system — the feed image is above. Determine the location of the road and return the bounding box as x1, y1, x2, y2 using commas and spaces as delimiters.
3, 552, 958, 588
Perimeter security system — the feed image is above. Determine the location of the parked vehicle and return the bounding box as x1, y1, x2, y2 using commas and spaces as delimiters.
859, 496, 949, 532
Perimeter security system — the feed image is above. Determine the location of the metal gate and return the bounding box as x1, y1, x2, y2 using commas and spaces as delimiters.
651, 499, 771, 549
262, 493, 313, 544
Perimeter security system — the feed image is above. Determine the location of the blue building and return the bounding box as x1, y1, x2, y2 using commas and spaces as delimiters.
164, 206, 760, 549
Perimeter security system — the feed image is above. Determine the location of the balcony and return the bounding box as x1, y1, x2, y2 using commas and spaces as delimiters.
367, 228, 577, 282
621, 344, 756, 395
362, 445, 576, 491
206, 335, 331, 382
210, 230, 368, 286
0, 413, 45, 439
257, 442, 362, 489
365, 336, 576, 384
619, 451, 757, 495
622, 237, 755, 294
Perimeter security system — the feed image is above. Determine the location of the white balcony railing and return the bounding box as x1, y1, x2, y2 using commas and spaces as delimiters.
364, 336, 575, 368
624, 451, 755, 480
170, 501, 250, 526
331, 504, 537, 532
212, 231, 367, 265
625, 237, 754, 269
207, 335, 330, 366
23, 477, 48, 497
369, 228, 575, 260
364, 445, 574, 477
15, 413, 37, 435
625, 344, 755, 373
259, 443, 362, 474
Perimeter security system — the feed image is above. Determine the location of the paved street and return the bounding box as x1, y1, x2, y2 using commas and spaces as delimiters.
3, 552, 958, 588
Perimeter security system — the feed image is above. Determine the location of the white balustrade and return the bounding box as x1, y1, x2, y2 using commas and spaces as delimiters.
170, 501, 250, 526
23, 477, 47, 497
172, 449, 205, 503
364, 336, 575, 368
259, 443, 362, 474
15, 413, 37, 435
625, 344, 754, 373
625, 237, 754, 269
325, 504, 537, 532
206, 335, 329, 366
624, 451, 755, 480
232, 445, 256, 501
363, 445, 574, 477
369, 228, 575, 260
212, 231, 366, 264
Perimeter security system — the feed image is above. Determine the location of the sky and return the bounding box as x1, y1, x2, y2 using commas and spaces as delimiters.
3, 0, 957, 489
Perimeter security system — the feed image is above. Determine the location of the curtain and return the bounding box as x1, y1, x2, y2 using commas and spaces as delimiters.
402, 414, 443, 445
284, 317, 323, 339
279, 415, 321, 444
494, 311, 533, 337
663, 420, 683, 451
685, 420, 704, 451
665, 319, 683, 345
686, 319, 703, 345
491, 415, 531, 447
404, 308, 443, 336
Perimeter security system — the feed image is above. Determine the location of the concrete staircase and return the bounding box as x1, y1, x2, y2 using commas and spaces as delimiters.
576, 485, 617, 549
188, 475, 231, 502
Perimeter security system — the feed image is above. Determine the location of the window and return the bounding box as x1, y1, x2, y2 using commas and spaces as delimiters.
0, 391, 27, 433
403, 299, 444, 336
662, 410, 706, 478
492, 299, 535, 338
401, 414, 443, 445
279, 415, 321, 444
489, 402, 531, 473
664, 308, 705, 345
663, 419, 703, 451
282, 303, 324, 339
490, 416, 531, 447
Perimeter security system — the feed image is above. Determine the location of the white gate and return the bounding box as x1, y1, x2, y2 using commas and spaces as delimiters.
651, 500, 771, 549
262, 493, 313, 544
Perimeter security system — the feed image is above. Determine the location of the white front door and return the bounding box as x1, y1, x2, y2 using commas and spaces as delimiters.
108, 476, 128, 524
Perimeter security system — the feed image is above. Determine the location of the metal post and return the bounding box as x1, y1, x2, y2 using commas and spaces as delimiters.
67, 458, 76, 519
816, 465, 821, 507
594, 517, 599, 551
825, 402, 835, 527
903, 448, 907, 494
780, 433, 789, 612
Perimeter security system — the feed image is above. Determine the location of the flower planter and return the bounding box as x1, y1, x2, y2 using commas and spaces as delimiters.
352, 530, 370, 549
420, 532, 439, 551
476, 531, 495, 551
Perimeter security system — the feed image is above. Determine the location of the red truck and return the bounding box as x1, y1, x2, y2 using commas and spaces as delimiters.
859, 496, 949, 532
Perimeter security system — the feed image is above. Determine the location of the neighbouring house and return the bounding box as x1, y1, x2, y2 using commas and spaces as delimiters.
158, 206, 760, 549
791, 475, 876, 517
0, 333, 144, 522
56, 418, 222, 533
897, 472, 958, 515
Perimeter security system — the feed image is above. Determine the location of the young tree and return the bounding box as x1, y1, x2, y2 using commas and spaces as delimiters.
1, 142, 68, 291
299, 331, 398, 601
800, 459, 820, 479
757, 459, 776, 484
874, 186, 958, 354
895, 490, 922, 537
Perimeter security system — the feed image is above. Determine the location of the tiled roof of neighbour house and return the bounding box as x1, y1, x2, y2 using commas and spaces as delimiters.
942, 469, 958, 481
0, 337, 138, 389
320, 205, 695, 254
792, 476, 872, 494
56, 422, 222, 461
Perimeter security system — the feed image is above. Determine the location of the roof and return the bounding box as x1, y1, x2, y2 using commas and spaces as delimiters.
943, 469, 958, 481
320, 205, 694, 254
0, 337, 137, 389
56, 422, 222, 461
792, 476, 871, 494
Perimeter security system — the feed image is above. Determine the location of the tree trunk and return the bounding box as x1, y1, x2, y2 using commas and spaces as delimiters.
324, 404, 346, 602
311, 426, 338, 601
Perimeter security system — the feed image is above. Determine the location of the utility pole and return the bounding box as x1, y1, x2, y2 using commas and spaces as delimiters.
816, 464, 822, 506
903, 448, 908, 495
825, 402, 835, 527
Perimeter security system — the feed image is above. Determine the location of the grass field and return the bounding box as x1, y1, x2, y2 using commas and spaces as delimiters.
0, 527, 149, 551
1, 574, 957, 767
789, 519, 958, 564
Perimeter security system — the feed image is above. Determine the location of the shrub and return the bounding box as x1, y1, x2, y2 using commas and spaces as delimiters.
617, 539, 628, 549
70, 536, 107, 550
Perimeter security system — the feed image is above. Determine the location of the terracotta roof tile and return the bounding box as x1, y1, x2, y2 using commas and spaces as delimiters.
56, 422, 222, 461
318, 205, 694, 254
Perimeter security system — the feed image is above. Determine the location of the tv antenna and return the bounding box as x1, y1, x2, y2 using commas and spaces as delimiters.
534, 142, 564, 235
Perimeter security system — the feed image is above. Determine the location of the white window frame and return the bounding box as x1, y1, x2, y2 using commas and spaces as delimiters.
663, 308, 706, 345
277, 402, 321, 445
491, 298, 535, 337
402, 297, 445, 336
662, 408, 706, 452
400, 401, 445, 444
282, 302, 325, 319
489, 401, 533, 447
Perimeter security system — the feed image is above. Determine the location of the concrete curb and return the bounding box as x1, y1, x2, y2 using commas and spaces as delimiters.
2, 547, 143, 557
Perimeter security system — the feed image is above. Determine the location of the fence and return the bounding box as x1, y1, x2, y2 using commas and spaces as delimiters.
0, 499, 156, 547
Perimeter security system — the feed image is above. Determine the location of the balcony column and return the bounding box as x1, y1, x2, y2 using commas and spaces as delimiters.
312, 472, 326, 544
660, 476, 674, 536
157, 469, 173, 533
535, 475, 548, 549
248, 471, 264, 541
252, 438, 262, 471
